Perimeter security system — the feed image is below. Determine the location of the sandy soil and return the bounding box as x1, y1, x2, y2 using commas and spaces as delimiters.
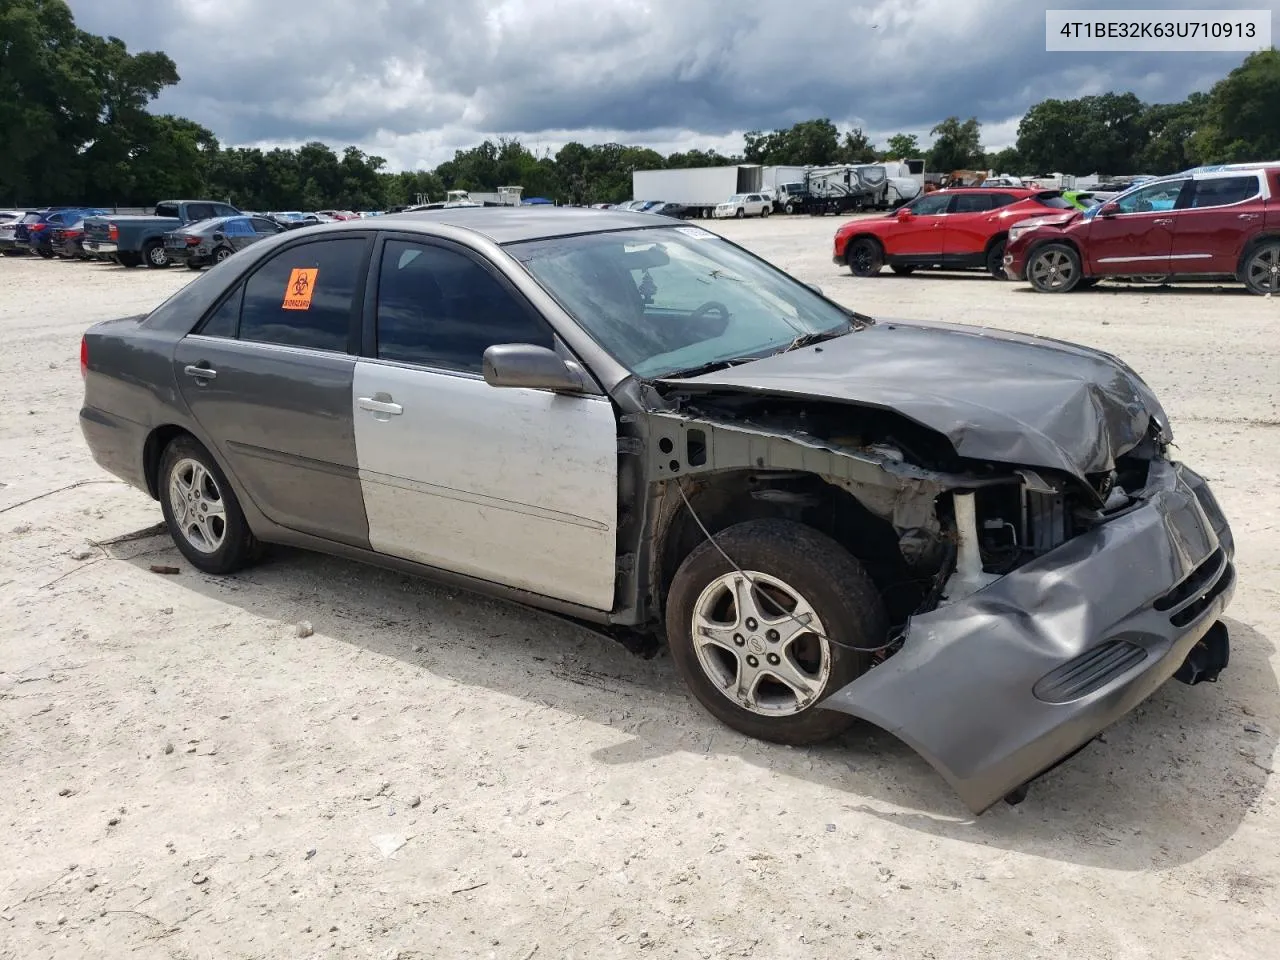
1, 221, 1277, 960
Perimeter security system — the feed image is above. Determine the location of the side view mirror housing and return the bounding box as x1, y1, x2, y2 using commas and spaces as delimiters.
896, 208, 913, 221
482, 343, 586, 393
1098, 202, 1119, 217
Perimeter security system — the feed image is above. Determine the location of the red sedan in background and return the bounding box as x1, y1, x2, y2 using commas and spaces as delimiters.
833, 188, 1075, 279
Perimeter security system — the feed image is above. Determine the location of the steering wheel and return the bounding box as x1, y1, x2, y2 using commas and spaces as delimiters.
691, 300, 730, 323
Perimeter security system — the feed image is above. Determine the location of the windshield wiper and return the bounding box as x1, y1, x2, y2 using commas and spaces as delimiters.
662, 356, 763, 379
781, 326, 852, 353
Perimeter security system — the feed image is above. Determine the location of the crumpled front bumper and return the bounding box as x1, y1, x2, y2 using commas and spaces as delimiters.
822, 459, 1236, 813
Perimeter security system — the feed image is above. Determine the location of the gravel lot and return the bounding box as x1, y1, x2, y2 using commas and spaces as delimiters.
2, 217, 1278, 960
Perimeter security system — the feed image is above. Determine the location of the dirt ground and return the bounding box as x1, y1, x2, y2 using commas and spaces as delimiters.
1, 217, 1277, 960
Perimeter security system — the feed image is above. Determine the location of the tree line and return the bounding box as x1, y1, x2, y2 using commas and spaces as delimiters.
2, 0, 1278, 210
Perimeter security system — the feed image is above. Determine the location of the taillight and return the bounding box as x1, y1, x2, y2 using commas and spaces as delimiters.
186, 236, 201, 246
29, 223, 46, 232
108, 224, 119, 241
66, 230, 81, 238
80, 337, 88, 379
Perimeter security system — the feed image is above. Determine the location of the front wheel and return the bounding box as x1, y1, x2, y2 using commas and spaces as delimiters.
159, 435, 259, 575
784, 202, 796, 214
845, 237, 884, 277
1242, 241, 1280, 295
665, 519, 887, 745
1027, 243, 1082, 293
986, 239, 1008, 279
735, 208, 744, 219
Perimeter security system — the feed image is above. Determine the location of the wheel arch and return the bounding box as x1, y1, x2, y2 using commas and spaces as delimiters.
143, 424, 198, 499
983, 230, 1008, 254
1236, 231, 1280, 275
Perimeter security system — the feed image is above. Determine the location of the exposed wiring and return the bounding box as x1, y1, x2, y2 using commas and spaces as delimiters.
0, 479, 126, 515
677, 484, 901, 654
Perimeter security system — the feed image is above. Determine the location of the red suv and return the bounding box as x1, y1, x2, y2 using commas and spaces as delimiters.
1004, 166, 1280, 295
832, 188, 1075, 279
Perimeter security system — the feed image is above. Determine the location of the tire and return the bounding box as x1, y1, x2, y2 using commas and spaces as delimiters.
1026, 243, 1082, 293
214, 246, 233, 263
143, 241, 170, 269
735, 208, 744, 219
784, 202, 796, 215
890, 265, 916, 276
665, 519, 887, 746
985, 239, 1007, 279
158, 435, 259, 575
845, 237, 884, 277
760, 205, 770, 218
1241, 241, 1280, 295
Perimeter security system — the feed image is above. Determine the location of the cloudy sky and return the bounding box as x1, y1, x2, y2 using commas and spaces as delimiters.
65, 0, 1277, 171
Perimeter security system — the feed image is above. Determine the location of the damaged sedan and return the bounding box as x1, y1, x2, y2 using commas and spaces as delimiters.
78, 208, 1235, 813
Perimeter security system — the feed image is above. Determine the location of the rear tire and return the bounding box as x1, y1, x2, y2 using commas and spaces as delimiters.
143, 241, 170, 269
1026, 243, 1082, 293
986, 239, 1008, 279
845, 237, 884, 277
665, 519, 887, 746
760, 206, 770, 218
1242, 241, 1280, 295
158, 435, 259, 575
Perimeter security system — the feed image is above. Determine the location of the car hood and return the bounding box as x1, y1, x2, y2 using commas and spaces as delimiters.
659, 319, 1168, 481
1013, 210, 1079, 230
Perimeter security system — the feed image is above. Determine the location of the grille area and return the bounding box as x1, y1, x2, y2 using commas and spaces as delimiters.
1033, 639, 1148, 704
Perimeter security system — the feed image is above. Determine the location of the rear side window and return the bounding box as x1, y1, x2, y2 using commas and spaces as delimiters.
251, 217, 280, 234
1034, 192, 1074, 209
990, 193, 1018, 207
240, 238, 366, 352
223, 218, 255, 237
953, 194, 995, 213
214, 204, 240, 217
186, 203, 216, 221
1189, 176, 1260, 208
198, 286, 243, 339
155, 203, 180, 218
374, 239, 553, 373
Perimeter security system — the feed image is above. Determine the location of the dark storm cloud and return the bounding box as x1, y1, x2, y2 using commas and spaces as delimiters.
64, 0, 1277, 167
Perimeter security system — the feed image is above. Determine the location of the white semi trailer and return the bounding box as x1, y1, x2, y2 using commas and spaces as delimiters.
631, 165, 765, 218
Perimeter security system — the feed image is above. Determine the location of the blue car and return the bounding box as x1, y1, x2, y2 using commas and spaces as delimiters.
25, 208, 109, 258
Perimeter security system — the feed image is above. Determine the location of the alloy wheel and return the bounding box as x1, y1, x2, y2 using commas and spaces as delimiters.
168, 458, 227, 554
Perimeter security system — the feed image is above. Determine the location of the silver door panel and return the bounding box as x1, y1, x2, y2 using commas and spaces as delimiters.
352, 361, 618, 610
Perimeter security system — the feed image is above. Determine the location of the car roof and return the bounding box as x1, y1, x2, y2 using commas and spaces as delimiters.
936, 186, 1040, 196
372, 207, 676, 244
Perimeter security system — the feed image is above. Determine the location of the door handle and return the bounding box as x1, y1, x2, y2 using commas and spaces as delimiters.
1153, 218, 1174, 225
1238, 213, 1260, 220
357, 396, 403, 416
184, 364, 217, 380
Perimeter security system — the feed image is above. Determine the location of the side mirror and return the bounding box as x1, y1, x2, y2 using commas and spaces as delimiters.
1098, 202, 1119, 217
482, 343, 586, 393
896, 208, 913, 221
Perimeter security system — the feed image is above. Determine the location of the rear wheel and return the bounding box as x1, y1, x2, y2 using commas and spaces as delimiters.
158, 435, 259, 575
846, 237, 884, 277
890, 265, 915, 276
214, 246, 233, 263
143, 241, 170, 269
1027, 243, 1082, 293
1242, 241, 1280, 295
985, 239, 1008, 279
760, 205, 770, 218
665, 519, 887, 745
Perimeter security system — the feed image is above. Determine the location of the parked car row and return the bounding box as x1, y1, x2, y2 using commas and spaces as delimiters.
0, 206, 110, 258
832, 160, 1280, 296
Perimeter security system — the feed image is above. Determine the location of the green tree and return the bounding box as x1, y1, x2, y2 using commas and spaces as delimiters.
986, 146, 1023, 174
1192, 49, 1280, 162
884, 133, 921, 160
744, 119, 841, 165
1138, 94, 1210, 173
837, 127, 877, 163
927, 116, 983, 171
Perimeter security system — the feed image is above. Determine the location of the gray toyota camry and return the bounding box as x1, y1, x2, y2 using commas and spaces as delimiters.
79, 208, 1235, 813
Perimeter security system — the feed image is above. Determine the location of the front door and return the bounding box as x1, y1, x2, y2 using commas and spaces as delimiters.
887, 192, 952, 257
173, 234, 374, 547
1085, 179, 1188, 275
351, 236, 618, 610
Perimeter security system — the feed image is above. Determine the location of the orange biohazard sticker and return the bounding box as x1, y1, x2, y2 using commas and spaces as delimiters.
282, 268, 318, 310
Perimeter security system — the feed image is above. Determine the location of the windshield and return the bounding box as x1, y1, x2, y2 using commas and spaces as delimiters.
509, 226, 856, 378
725, 195, 746, 202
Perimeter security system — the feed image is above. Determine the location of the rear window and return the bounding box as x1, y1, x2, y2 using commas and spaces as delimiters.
155, 203, 180, 218
20, 213, 42, 223
1035, 192, 1074, 209
1189, 176, 1259, 208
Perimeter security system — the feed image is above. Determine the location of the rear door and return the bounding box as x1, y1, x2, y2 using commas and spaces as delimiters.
1084, 178, 1189, 275
888, 192, 952, 256
172, 234, 375, 547
351, 234, 618, 610
940, 192, 1002, 257
221, 217, 257, 251
1169, 173, 1265, 275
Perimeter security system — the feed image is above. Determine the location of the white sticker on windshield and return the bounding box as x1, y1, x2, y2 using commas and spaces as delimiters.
675, 226, 717, 240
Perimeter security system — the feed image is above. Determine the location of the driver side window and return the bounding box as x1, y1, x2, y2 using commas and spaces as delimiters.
1114, 180, 1187, 214
907, 193, 952, 215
